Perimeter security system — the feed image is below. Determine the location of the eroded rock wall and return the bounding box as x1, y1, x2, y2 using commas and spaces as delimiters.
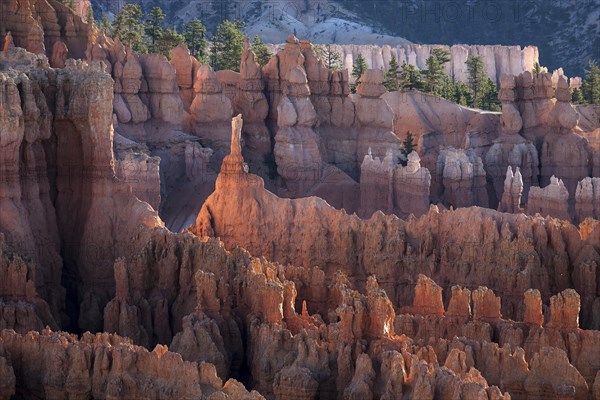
0, 48, 161, 333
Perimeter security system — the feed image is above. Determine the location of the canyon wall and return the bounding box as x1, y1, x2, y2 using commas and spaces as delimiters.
1, 3, 600, 398
0, 46, 161, 333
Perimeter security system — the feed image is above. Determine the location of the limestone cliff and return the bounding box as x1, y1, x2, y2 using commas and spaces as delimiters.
269, 43, 539, 86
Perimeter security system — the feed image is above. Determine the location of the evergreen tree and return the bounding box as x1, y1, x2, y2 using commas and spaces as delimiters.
383, 55, 400, 91
144, 7, 165, 53
399, 131, 416, 166
423, 48, 451, 96
252, 35, 272, 67
480, 78, 501, 111
99, 15, 111, 36
352, 53, 368, 80
210, 20, 245, 72
313, 44, 343, 71
398, 63, 423, 90
450, 81, 472, 106
581, 60, 600, 105
571, 88, 584, 104
112, 4, 144, 51
532, 62, 542, 76
466, 55, 487, 107
351, 53, 368, 91
183, 20, 208, 62
156, 28, 185, 59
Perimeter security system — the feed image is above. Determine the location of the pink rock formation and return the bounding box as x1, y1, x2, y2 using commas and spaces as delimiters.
486, 74, 539, 206
0, 48, 161, 334
525, 347, 589, 399
404, 274, 445, 317
446, 286, 472, 320
548, 289, 581, 330
189, 64, 234, 159
2, 6, 599, 398
170, 44, 199, 110
514, 71, 592, 203
193, 116, 600, 327
273, 366, 319, 400
233, 39, 270, 156
0, 0, 91, 59
355, 69, 394, 130
524, 289, 544, 327
138, 53, 183, 125
0, 234, 57, 333
2, 32, 15, 52
0, 328, 264, 400
360, 149, 431, 218
473, 287, 502, 322
527, 175, 571, 220
114, 148, 161, 211
49, 40, 67, 68
273, 62, 323, 196
498, 166, 523, 213
112, 48, 151, 124
435, 147, 488, 208
575, 177, 600, 223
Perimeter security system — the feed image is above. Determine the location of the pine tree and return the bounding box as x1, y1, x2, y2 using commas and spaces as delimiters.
399, 131, 416, 166
210, 20, 245, 72
571, 88, 584, 104
480, 78, 501, 111
99, 15, 111, 36
351, 53, 368, 93
144, 7, 165, 53
183, 20, 208, 62
466, 55, 487, 108
352, 53, 368, 80
581, 60, 600, 105
532, 62, 542, 76
112, 4, 144, 51
383, 55, 400, 91
423, 48, 451, 96
156, 28, 185, 59
252, 35, 272, 67
451, 81, 472, 106
313, 44, 343, 71
398, 63, 423, 90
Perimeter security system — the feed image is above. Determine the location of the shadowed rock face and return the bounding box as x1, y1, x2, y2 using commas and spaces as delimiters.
0, 48, 161, 333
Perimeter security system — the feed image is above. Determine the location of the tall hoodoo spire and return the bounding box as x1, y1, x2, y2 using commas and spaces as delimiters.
231, 114, 244, 159
220, 113, 247, 175
215, 114, 264, 191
